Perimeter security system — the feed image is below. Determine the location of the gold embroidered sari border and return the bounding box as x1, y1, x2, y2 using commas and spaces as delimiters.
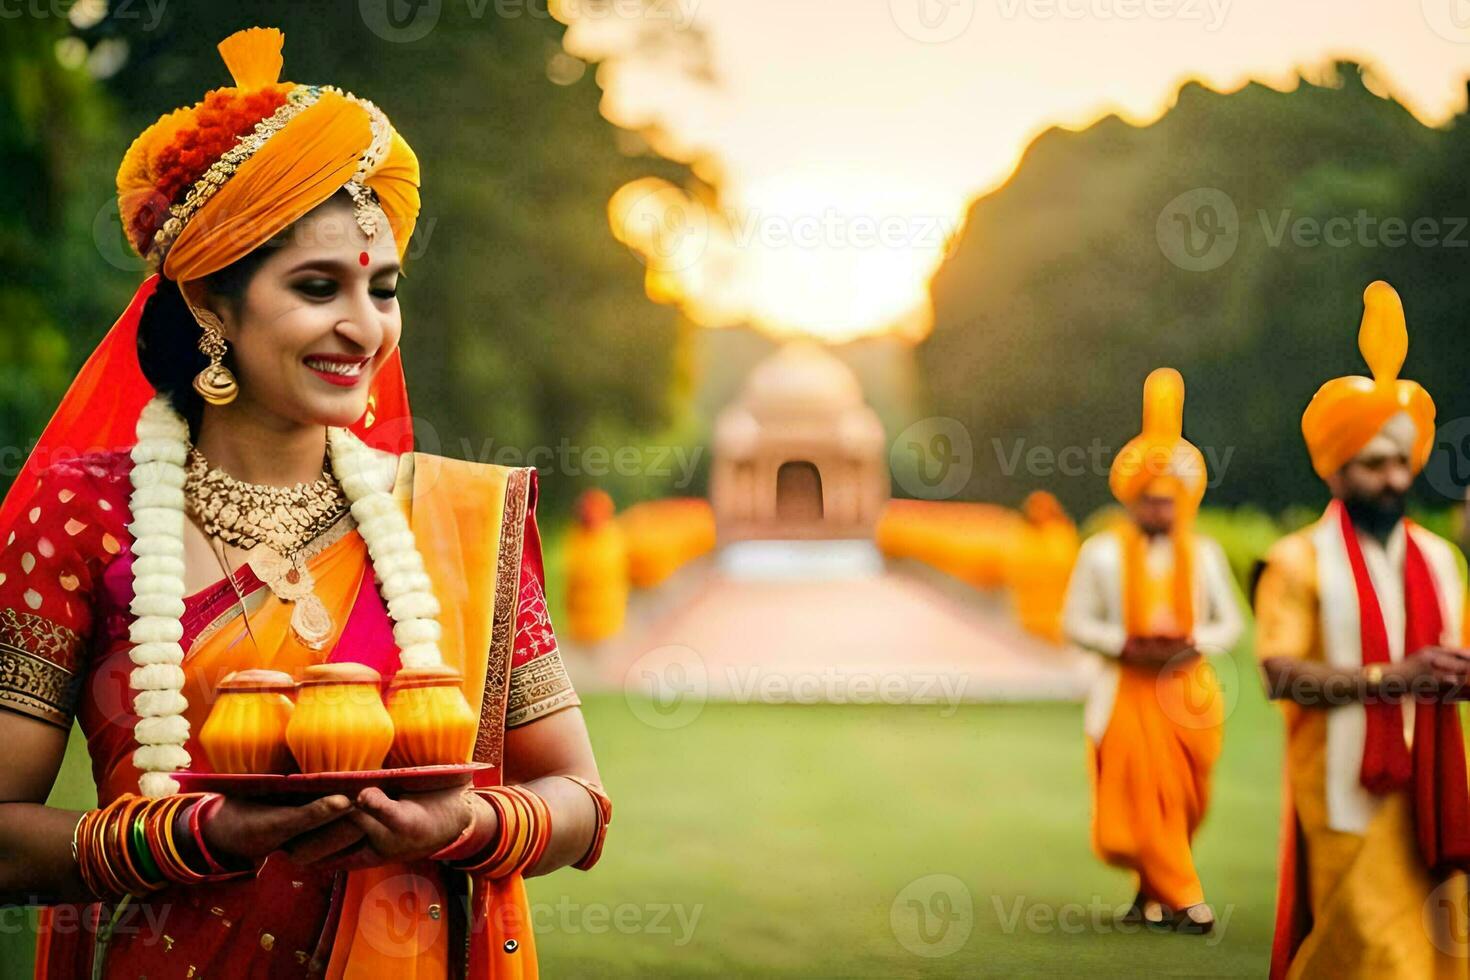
473, 468, 531, 768
0, 642, 80, 728
506, 648, 580, 729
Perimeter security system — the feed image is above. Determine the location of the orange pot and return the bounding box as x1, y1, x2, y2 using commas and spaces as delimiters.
385, 666, 478, 767
286, 663, 395, 774
198, 669, 297, 774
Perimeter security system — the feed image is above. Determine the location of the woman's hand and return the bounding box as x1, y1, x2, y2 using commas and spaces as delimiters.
307, 786, 478, 873
200, 794, 355, 866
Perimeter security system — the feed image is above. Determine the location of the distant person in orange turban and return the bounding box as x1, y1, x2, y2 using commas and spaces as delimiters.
1007, 491, 1079, 644
1254, 281, 1470, 980
566, 489, 630, 643
1062, 368, 1242, 933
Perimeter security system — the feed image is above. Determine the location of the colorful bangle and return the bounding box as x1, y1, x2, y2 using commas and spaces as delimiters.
449, 786, 551, 879
188, 795, 237, 875
129, 818, 165, 885
74, 793, 250, 900
558, 775, 612, 870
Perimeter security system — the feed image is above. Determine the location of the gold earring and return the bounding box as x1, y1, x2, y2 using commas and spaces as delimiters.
191, 307, 239, 406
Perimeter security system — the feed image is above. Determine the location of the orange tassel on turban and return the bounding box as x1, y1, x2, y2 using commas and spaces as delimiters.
1109, 367, 1207, 515
1301, 281, 1435, 480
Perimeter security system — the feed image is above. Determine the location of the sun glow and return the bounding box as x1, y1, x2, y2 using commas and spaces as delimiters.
566, 0, 1470, 345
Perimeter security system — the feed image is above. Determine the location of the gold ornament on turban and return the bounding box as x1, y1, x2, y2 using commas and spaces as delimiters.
1300, 281, 1436, 480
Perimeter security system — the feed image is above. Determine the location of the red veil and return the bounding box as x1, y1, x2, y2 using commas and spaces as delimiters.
0, 274, 414, 530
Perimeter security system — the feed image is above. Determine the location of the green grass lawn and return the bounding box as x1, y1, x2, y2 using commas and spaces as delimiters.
1, 646, 1284, 979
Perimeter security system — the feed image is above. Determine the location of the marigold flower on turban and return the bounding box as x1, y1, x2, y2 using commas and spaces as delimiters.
1109, 367, 1208, 516
1301, 281, 1435, 480
115, 26, 420, 280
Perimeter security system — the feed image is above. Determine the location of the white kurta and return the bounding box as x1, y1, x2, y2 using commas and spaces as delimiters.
1062, 530, 1244, 740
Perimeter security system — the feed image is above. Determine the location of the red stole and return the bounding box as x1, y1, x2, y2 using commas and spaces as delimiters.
1335, 502, 1470, 871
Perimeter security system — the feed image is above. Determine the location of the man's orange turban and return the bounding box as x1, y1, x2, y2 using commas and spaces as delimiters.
115, 26, 420, 281
1301, 281, 1435, 480
1109, 367, 1207, 515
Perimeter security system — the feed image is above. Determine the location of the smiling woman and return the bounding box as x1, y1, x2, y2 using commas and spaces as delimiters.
0, 27, 608, 980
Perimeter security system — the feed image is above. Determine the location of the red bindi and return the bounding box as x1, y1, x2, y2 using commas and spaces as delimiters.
358, 251, 370, 266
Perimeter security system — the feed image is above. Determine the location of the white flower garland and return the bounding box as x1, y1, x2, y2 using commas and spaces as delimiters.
127, 396, 445, 797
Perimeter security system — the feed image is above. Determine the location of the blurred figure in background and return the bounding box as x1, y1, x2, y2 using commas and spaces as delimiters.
1062, 368, 1243, 934
1007, 490, 1080, 643
566, 489, 630, 644
1255, 282, 1470, 980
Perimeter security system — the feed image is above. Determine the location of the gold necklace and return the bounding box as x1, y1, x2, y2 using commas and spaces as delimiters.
185, 446, 349, 650
185, 447, 348, 555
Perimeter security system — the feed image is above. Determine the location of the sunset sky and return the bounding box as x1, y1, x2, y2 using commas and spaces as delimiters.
560, 0, 1470, 342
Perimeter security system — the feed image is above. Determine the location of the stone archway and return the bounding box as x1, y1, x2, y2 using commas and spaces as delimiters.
775, 461, 823, 522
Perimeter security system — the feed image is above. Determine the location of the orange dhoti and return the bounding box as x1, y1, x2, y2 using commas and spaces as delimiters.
1089, 657, 1223, 910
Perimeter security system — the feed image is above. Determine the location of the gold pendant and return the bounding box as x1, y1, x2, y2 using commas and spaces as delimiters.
248, 547, 335, 650
290, 594, 333, 651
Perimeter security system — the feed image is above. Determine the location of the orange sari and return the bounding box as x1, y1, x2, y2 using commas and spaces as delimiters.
32, 453, 543, 979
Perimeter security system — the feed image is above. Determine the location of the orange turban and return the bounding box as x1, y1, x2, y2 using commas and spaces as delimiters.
1301, 281, 1435, 480
1109, 368, 1208, 516
115, 27, 420, 281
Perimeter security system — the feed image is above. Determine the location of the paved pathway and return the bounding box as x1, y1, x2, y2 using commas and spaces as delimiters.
561, 552, 1098, 705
